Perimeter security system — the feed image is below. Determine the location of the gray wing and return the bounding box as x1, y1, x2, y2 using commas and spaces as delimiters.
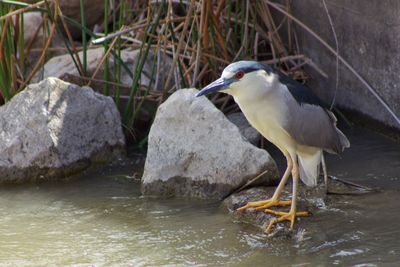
285, 101, 350, 154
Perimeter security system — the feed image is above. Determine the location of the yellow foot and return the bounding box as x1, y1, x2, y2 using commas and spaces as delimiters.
236, 198, 291, 212
264, 209, 309, 233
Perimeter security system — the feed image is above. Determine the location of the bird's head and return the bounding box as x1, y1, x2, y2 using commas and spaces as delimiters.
196, 61, 277, 99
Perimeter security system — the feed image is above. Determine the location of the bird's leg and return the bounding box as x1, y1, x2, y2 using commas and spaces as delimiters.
265, 161, 310, 233
321, 153, 328, 193
236, 156, 293, 212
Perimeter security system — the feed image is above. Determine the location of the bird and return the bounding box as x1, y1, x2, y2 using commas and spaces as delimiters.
196, 61, 350, 233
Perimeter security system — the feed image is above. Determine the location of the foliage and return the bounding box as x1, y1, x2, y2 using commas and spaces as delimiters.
0, 0, 320, 142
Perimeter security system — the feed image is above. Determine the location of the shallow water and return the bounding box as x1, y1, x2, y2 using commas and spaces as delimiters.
0, 126, 399, 266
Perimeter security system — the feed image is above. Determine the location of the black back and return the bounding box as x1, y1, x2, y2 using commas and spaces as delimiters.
273, 69, 327, 108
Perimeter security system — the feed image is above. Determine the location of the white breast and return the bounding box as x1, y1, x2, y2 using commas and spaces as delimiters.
234, 95, 286, 141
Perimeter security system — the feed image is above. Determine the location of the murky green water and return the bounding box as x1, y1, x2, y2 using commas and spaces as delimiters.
0, 126, 399, 266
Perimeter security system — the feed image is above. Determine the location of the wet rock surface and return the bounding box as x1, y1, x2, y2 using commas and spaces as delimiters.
223, 185, 323, 236
141, 89, 279, 199
223, 178, 371, 236
0, 77, 125, 183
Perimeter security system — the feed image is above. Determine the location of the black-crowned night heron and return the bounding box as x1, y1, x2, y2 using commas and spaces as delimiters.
196, 61, 350, 233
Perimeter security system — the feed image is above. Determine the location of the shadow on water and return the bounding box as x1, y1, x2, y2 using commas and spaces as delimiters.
0, 126, 399, 266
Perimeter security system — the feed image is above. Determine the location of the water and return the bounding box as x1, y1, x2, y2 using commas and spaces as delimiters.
0, 126, 399, 266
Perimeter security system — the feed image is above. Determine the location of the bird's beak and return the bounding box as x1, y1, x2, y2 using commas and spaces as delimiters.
196, 77, 230, 97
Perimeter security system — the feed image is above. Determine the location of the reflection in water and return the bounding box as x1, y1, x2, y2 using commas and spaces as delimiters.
0, 126, 399, 266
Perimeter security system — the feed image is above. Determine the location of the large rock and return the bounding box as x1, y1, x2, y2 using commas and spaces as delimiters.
0, 77, 125, 183
289, 0, 400, 135
34, 48, 173, 92
141, 89, 279, 199
34, 48, 109, 84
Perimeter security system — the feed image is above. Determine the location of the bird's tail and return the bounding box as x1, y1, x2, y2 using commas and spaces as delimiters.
297, 149, 322, 187
336, 127, 350, 151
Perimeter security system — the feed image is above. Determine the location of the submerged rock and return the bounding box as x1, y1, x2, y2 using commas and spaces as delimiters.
0, 77, 125, 183
141, 89, 279, 199
223, 178, 369, 236
223, 185, 325, 236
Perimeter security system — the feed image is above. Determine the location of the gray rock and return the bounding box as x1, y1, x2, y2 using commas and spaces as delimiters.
0, 77, 125, 183
141, 88, 279, 199
227, 112, 261, 145
116, 49, 173, 91
290, 0, 400, 134
32, 48, 103, 83
34, 48, 173, 91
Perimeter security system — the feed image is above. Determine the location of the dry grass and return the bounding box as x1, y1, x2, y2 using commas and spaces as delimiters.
5, 1, 396, 141
0, 0, 324, 140
101, 1, 319, 115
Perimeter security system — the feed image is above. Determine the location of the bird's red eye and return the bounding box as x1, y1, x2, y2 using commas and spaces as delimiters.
235, 71, 244, 79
